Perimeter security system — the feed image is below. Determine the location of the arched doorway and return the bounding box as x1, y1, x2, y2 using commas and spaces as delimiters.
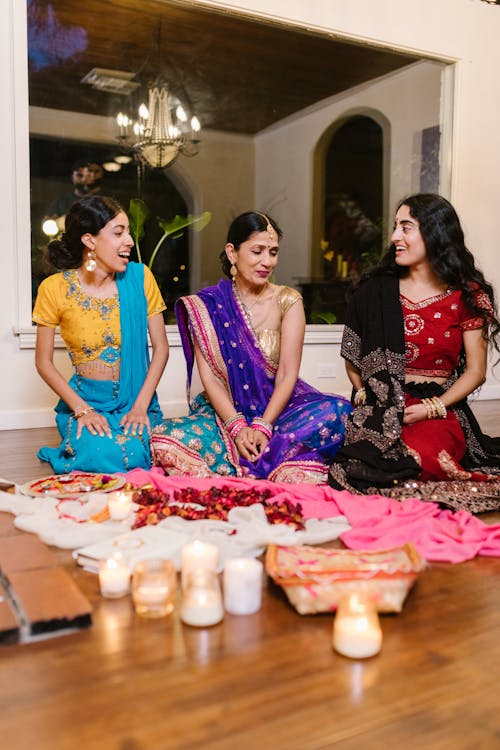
306, 114, 385, 324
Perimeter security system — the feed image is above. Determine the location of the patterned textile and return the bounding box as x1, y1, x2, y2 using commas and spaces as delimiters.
32, 265, 165, 368
151, 279, 352, 483
328, 276, 500, 511
401, 287, 490, 378
36, 263, 164, 473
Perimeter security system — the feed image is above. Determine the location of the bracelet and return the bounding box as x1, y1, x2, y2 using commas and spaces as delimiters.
421, 397, 446, 420
421, 398, 437, 419
74, 406, 95, 420
432, 396, 447, 419
353, 387, 367, 406
224, 413, 247, 439
251, 417, 273, 440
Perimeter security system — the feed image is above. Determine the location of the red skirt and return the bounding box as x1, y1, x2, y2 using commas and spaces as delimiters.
402, 393, 484, 481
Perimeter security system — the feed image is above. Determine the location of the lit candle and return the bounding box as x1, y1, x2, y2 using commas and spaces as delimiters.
181, 540, 219, 588
332, 592, 382, 659
180, 569, 224, 627
107, 491, 133, 521
132, 559, 176, 618
223, 558, 263, 615
99, 554, 130, 598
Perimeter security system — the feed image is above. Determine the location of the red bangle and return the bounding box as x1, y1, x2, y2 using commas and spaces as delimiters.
251, 417, 273, 439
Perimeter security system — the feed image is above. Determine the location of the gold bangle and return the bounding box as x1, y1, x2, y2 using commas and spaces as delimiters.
431, 396, 447, 419
74, 406, 95, 419
353, 387, 367, 406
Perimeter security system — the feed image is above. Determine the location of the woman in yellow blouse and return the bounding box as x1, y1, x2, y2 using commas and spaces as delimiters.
33, 195, 169, 473
150, 211, 351, 482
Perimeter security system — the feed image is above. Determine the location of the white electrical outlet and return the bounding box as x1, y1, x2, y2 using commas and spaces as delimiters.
317, 364, 335, 378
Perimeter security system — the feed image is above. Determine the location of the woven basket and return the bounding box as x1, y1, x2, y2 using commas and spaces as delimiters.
265, 543, 426, 614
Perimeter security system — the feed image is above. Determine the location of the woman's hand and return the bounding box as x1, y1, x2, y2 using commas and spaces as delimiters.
402, 402, 428, 425
234, 426, 262, 461
76, 411, 112, 439
252, 429, 270, 458
120, 408, 150, 436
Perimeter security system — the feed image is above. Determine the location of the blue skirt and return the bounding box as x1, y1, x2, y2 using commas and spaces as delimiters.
38, 375, 163, 474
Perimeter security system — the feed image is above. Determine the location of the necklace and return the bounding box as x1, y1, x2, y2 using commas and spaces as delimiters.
234, 280, 270, 314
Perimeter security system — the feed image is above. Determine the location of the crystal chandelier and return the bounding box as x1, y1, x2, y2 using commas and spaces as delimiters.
116, 81, 201, 169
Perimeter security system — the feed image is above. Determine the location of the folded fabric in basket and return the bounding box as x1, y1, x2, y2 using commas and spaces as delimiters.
265, 542, 426, 614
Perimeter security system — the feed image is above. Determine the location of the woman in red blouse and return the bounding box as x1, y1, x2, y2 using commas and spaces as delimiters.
329, 193, 500, 512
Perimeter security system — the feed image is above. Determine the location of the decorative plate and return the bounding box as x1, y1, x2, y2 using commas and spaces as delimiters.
20, 473, 125, 498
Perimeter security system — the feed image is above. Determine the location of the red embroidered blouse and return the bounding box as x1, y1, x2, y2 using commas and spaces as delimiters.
401, 288, 492, 378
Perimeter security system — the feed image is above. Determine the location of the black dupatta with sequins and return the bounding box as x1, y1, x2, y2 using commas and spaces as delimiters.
328, 275, 421, 490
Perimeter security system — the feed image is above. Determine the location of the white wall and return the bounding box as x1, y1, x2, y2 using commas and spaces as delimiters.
3, 0, 500, 430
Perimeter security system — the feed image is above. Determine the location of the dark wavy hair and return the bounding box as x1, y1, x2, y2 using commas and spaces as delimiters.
47, 195, 123, 270
361, 193, 500, 356
219, 211, 283, 277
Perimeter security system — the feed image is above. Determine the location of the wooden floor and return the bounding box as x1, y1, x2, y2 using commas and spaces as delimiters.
1, 403, 500, 750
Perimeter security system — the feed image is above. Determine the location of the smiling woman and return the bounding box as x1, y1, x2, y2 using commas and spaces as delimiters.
32, 195, 169, 473
150, 211, 352, 483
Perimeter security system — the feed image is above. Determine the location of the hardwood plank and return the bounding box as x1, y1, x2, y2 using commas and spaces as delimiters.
0, 406, 499, 749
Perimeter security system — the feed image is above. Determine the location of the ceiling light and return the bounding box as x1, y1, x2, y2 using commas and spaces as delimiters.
114, 155, 133, 164
102, 161, 121, 172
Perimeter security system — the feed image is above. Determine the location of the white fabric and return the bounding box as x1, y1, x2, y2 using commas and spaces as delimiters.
0, 488, 351, 570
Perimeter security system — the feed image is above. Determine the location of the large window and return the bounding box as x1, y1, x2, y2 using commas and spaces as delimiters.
25, 0, 450, 328
30, 136, 189, 323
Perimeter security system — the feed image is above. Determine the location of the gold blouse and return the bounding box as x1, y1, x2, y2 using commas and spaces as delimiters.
253, 286, 302, 364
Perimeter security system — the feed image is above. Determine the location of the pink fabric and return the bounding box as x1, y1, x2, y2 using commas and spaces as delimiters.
124, 468, 500, 563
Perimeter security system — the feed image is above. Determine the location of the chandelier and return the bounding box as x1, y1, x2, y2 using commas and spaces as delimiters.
116, 80, 201, 169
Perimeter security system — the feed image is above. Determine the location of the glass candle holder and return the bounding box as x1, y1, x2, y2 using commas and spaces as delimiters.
99, 553, 131, 598
107, 491, 133, 521
132, 558, 177, 618
223, 557, 263, 615
180, 568, 224, 627
181, 540, 219, 589
332, 591, 382, 659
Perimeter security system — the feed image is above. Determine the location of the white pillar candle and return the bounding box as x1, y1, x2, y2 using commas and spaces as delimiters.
181, 540, 218, 588
180, 569, 224, 627
107, 491, 133, 521
223, 558, 263, 615
99, 554, 130, 598
332, 592, 382, 659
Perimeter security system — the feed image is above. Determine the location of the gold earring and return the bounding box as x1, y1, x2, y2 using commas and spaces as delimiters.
85, 250, 96, 272
230, 262, 237, 278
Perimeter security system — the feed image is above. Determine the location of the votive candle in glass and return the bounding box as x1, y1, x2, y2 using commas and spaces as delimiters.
180, 569, 224, 627
332, 592, 382, 659
107, 491, 133, 521
223, 557, 263, 615
99, 553, 130, 598
181, 540, 219, 588
132, 558, 177, 618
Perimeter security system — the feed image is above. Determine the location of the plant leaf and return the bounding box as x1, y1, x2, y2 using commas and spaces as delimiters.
310, 311, 337, 325
127, 199, 150, 263
157, 211, 211, 238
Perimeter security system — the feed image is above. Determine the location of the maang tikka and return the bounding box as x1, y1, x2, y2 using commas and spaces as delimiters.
258, 212, 277, 242
85, 250, 97, 272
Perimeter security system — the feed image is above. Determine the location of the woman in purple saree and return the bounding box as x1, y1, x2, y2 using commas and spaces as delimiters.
151, 211, 351, 483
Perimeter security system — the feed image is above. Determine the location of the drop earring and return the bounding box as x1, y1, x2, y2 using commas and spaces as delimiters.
85, 250, 96, 272
230, 262, 237, 278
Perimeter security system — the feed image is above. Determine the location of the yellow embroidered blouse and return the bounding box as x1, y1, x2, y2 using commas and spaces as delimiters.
32, 266, 166, 369
253, 286, 302, 364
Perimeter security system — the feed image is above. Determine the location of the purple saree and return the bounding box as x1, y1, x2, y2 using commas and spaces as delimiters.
151, 279, 351, 483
